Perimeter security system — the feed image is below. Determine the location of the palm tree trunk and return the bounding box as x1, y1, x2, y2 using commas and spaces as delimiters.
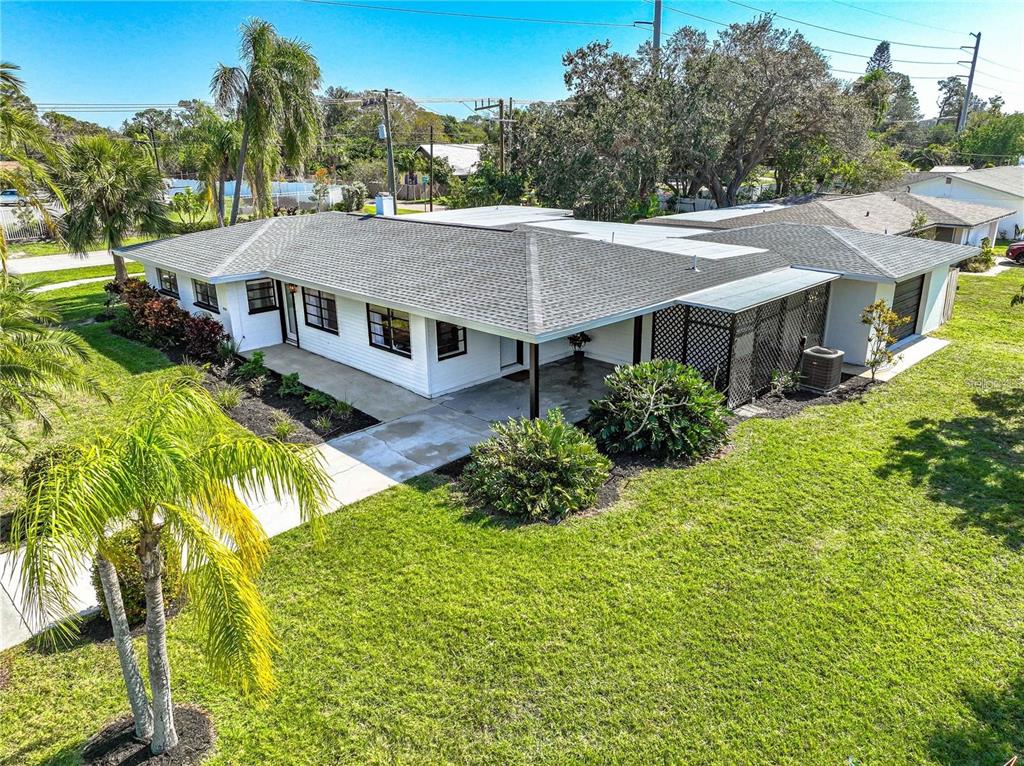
111, 248, 129, 283
229, 122, 250, 226
139, 527, 178, 754
96, 553, 154, 739
217, 166, 226, 227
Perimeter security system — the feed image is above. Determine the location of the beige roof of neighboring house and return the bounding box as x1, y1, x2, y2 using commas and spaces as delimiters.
641, 191, 1013, 235
416, 143, 482, 176
945, 164, 1024, 198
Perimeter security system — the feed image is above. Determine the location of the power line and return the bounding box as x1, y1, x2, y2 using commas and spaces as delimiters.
828, 0, 963, 37
725, 0, 963, 50
299, 0, 643, 29
978, 55, 1023, 73
659, 2, 959, 65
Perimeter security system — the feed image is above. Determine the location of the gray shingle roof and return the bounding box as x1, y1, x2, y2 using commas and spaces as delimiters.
947, 165, 1024, 197
120, 212, 978, 340
690, 223, 979, 280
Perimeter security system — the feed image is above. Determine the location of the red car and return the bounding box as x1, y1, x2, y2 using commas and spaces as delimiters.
1008, 240, 1024, 263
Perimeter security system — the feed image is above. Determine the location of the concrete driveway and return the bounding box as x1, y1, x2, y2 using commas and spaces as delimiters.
8, 250, 129, 274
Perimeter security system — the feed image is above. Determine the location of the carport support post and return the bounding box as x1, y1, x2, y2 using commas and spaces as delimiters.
529, 342, 540, 419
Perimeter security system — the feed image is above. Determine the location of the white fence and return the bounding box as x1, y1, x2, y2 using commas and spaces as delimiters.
0, 207, 52, 242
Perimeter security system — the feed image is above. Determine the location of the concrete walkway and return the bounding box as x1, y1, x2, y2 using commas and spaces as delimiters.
842, 334, 950, 382
31, 275, 113, 293
249, 343, 436, 422
0, 358, 611, 651
8, 250, 131, 274
971, 257, 1022, 277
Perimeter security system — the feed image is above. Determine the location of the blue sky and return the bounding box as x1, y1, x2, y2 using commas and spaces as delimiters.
2, 0, 1022, 128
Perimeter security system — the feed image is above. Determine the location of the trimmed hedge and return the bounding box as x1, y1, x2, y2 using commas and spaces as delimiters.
588, 360, 729, 459
462, 409, 611, 521
90, 527, 184, 627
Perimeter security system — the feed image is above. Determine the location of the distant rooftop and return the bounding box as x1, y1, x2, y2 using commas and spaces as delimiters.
415, 143, 482, 176
399, 205, 571, 228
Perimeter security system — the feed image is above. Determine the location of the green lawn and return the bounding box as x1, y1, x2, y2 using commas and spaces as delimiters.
361, 204, 422, 215
0, 295, 181, 525
2, 272, 1024, 764
10, 236, 164, 258
22, 263, 144, 288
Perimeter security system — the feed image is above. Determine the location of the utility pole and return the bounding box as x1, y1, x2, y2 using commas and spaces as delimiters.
956, 32, 981, 134
498, 98, 505, 173
653, 0, 662, 69
428, 124, 434, 212
382, 88, 398, 201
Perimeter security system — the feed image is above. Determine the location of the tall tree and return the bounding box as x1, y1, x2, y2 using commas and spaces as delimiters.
180, 106, 240, 226
936, 76, 984, 122
660, 17, 868, 207
212, 18, 322, 223
0, 62, 66, 273
866, 41, 893, 73
122, 108, 180, 175
956, 111, 1024, 167
14, 372, 331, 755
59, 135, 173, 281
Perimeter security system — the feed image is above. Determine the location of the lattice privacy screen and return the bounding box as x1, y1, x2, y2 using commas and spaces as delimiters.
652, 284, 830, 407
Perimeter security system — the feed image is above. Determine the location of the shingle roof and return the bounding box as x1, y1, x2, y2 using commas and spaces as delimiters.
690, 223, 979, 280
641, 192, 1012, 235
946, 165, 1024, 197
120, 213, 978, 340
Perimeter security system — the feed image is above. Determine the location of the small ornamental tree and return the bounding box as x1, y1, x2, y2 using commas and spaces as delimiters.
463, 409, 610, 521
861, 299, 910, 381
588, 360, 729, 459
168, 187, 209, 230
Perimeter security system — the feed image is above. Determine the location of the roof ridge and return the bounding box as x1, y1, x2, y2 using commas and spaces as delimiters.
525, 232, 545, 334
215, 217, 279, 276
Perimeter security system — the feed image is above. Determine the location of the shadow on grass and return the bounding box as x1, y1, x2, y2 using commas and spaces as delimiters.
879, 389, 1024, 549
74, 323, 174, 376
928, 677, 1024, 765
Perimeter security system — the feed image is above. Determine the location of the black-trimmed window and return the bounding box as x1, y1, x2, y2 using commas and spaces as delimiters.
436, 321, 466, 360
156, 268, 178, 297
302, 288, 338, 333
192, 279, 218, 312
246, 278, 277, 314
367, 304, 412, 358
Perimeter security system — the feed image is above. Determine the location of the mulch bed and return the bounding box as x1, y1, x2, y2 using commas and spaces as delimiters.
81, 706, 214, 766
28, 600, 185, 655
160, 346, 377, 444
739, 375, 876, 421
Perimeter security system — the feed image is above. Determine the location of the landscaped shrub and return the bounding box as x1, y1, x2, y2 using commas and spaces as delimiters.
182, 314, 228, 360
236, 351, 267, 381
588, 360, 729, 459
462, 408, 611, 521
959, 238, 997, 273
277, 372, 304, 397
211, 382, 243, 410
271, 414, 297, 441
311, 414, 333, 433
303, 389, 335, 411
90, 527, 184, 627
136, 296, 191, 347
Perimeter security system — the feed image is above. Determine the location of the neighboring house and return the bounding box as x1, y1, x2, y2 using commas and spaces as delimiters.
639, 191, 1013, 245
929, 165, 972, 173
119, 207, 976, 410
902, 165, 1024, 239
415, 143, 483, 177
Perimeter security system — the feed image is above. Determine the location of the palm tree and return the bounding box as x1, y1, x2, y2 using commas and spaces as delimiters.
0, 272, 106, 448
212, 18, 322, 224
0, 62, 66, 274
183, 106, 240, 227
59, 135, 173, 282
15, 372, 331, 755
394, 148, 422, 185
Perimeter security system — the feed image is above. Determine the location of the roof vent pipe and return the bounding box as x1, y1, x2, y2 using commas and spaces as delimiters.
375, 193, 396, 217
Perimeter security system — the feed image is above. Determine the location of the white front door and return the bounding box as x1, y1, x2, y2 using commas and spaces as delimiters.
500, 336, 521, 368
282, 283, 299, 344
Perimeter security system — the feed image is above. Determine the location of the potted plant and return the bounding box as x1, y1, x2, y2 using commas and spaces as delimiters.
567, 332, 592, 369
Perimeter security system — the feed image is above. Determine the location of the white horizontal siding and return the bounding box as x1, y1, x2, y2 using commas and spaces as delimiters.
426, 324, 501, 396
138, 259, 230, 333
918, 264, 952, 335
910, 178, 1022, 238
222, 281, 283, 352
294, 295, 431, 396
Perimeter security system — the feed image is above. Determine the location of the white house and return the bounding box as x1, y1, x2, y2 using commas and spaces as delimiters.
415, 143, 483, 178
903, 165, 1024, 239
118, 207, 978, 411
